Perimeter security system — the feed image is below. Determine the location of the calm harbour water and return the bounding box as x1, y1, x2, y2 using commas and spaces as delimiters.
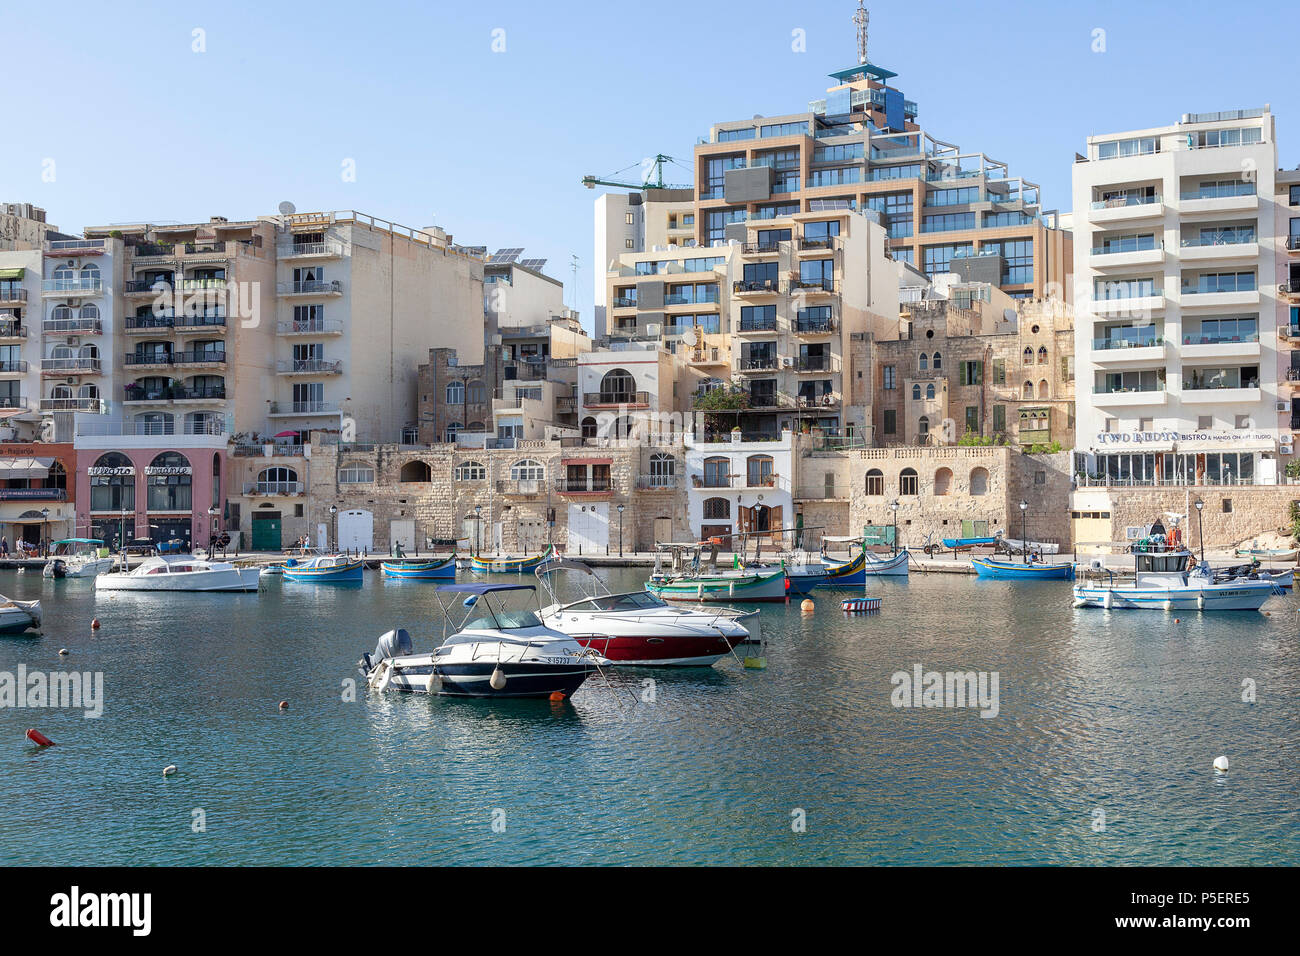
1, 565, 1297, 866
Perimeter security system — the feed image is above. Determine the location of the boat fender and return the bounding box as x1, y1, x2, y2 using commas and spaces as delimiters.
162, 764, 177, 777
1197, 594, 1205, 611
800, 598, 815, 614
1213, 755, 1229, 773
1102, 591, 1113, 610
278, 700, 289, 711
489, 666, 507, 691
549, 691, 566, 702
26, 729, 55, 747
1164, 599, 1173, 612
58, 648, 68, 656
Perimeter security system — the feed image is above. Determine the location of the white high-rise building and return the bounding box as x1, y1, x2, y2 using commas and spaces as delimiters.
1071, 107, 1284, 486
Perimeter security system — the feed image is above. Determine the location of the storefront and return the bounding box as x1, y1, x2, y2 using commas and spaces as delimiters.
76, 446, 225, 551
1083, 430, 1278, 485
0, 443, 75, 552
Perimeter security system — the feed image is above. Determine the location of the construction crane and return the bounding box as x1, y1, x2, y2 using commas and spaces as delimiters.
581, 154, 691, 191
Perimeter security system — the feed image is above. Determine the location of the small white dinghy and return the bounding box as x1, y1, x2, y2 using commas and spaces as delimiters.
0, 594, 41, 633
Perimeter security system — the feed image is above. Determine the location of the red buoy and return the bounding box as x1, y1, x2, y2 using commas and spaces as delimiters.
91, 618, 101, 630
26, 729, 55, 747
278, 700, 288, 710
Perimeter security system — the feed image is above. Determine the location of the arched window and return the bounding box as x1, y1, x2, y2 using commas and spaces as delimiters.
865, 468, 884, 496
466, 380, 486, 404
703, 497, 730, 520
90, 452, 135, 512
339, 461, 375, 484
649, 452, 676, 487
256, 467, 299, 495
1038, 379, 1049, 399
899, 468, 919, 496
79, 343, 99, 359
1022, 381, 1034, 399
919, 353, 928, 371
918, 416, 930, 438
445, 422, 462, 443
1023, 347, 1034, 366
50, 304, 72, 322
746, 454, 775, 487
53, 263, 73, 281
78, 384, 100, 399
1038, 346, 1048, 365
934, 467, 953, 496
80, 303, 100, 320
465, 421, 486, 432
446, 381, 464, 404
598, 368, 636, 403
925, 383, 935, 400
703, 456, 731, 487
146, 451, 192, 511
912, 383, 921, 400
80, 262, 100, 281
49, 384, 72, 400
970, 467, 989, 496
932, 352, 942, 370
49, 344, 73, 360
399, 460, 432, 482
581, 416, 598, 440
511, 459, 544, 481
454, 460, 486, 481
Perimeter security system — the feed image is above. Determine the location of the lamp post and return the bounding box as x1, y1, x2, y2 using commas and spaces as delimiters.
617, 503, 625, 557
890, 499, 899, 556
1194, 498, 1205, 563
207, 506, 220, 560
119, 504, 128, 560
474, 504, 482, 557
1019, 499, 1029, 564
329, 504, 338, 554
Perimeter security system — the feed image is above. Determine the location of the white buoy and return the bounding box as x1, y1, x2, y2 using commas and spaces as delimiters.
58, 648, 68, 656
800, 598, 815, 613
1197, 594, 1206, 611
1164, 599, 1173, 612
1213, 755, 1229, 773
162, 764, 177, 777
1102, 590, 1113, 610
489, 666, 507, 690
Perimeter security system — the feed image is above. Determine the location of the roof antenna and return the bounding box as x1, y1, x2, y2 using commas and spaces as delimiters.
854, 1, 869, 65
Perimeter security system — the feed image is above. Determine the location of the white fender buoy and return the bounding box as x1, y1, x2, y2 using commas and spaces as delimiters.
489, 666, 507, 691
800, 598, 815, 613
58, 648, 68, 656
374, 661, 393, 693
1164, 599, 1173, 612
162, 764, 177, 777
1213, 755, 1229, 773
1197, 594, 1205, 611
278, 700, 288, 710
1102, 590, 1113, 610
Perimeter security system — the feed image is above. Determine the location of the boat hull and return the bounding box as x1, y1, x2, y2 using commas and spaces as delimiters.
383, 660, 594, 698
470, 546, 553, 574
784, 569, 829, 594
0, 603, 40, 633
380, 557, 456, 579
942, 536, 997, 548
568, 633, 741, 667
283, 560, 364, 583
973, 558, 1075, 580
1072, 581, 1278, 610
863, 551, 909, 577
95, 568, 261, 592
645, 569, 787, 603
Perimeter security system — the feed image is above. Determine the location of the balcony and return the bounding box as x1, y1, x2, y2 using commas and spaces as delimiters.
687, 347, 726, 366
495, 479, 543, 497
276, 319, 344, 336
692, 474, 734, 488
38, 397, 106, 413
268, 401, 340, 415
42, 317, 103, 334
0, 360, 28, 374
1280, 280, 1300, 299
1287, 236, 1300, 256
124, 351, 174, 369
748, 392, 790, 409
1180, 386, 1260, 404
745, 472, 779, 488
797, 237, 836, 253
790, 278, 834, 295
182, 241, 232, 261
1089, 336, 1166, 366
583, 390, 650, 409
0, 288, 28, 305
611, 296, 637, 309
798, 394, 840, 410
123, 279, 172, 297
44, 239, 105, 257
278, 280, 343, 297
738, 315, 778, 333
1180, 333, 1261, 361
554, 477, 612, 495
1088, 239, 1165, 270
0, 320, 27, 341
794, 356, 833, 372
741, 241, 783, 257
733, 279, 780, 296
0, 396, 29, 410
276, 359, 342, 375
42, 277, 103, 296
278, 241, 343, 260
125, 314, 176, 332
174, 314, 228, 333
1179, 285, 1259, 309
1179, 184, 1257, 215
1179, 234, 1258, 264
242, 481, 305, 497
41, 356, 102, 375
740, 357, 777, 372
125, 385, 225, 403
636, 474, 680, 491
1088, 195, 1164, 224
794, 317, 835, 335
1091, 387, 1168, 407
178, 278, 228, 293
0, 487, 67, 501
1090, 292, 1165, 317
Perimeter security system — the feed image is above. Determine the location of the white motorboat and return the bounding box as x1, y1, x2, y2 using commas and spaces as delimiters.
359, 583, 600, 699
536, 558, 756, 666
95, 555, 262, 592
1073, 547, 1282, 611
1000, 535, 1061, 556
43, 539, 115, 579
0, 595, 40, 633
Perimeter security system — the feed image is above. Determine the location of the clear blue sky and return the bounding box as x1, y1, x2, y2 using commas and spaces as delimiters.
5, 0, 1293, 325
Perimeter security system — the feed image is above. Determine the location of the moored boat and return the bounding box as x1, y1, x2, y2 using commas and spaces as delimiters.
42, 539, 114, 579
282, 554, 364, 583
1073, 548, 1281, 611
940, 535, 997, 549
380, 554, 457, 579
973, 556, 1075, 580
470, 544, 554, 574
818, 537, 909, 585
646, 566, 788, 603
0, 595, 41, 633
536, 558, 755, 666
1234, 547, 1299, 560
95, 555, 261, 592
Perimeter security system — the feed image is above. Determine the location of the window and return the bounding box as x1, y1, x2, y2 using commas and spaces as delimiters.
648, 452, 675, 487
923, 243, 973, 275
146, 452, 192, 512
89, 452, 135, 512
446, 381, 464, 404
959, 361, 982, 386
1037, 346, 1048, 365
597, 369, 637, 403
399, 460, 431, 483
992, 358, 1006, 384
1197, 416, 1213, 430
918, 416, 930, 438
970, 467, 989, 496
510, 459, 545, 481
454, 460, 486, 481
703, 497, 730, 520
625, 212, 635, 225
466, 380, 486, 404
1023, 347, 1034, 366
965, 406, 979, 433
912, 384, 921, 400
934, 468, 953, 496
883, 409, 897, 435
899, 468, 919, 496
625, 239, 634, 249
882, 366, 896, 390
1139, 418, 1153, 432
992, 405, 1006, 434
925, 384, 935, 400
932, 352, 941, 370
865, 469, 884, 496
919, 353, 928, 371
746, 455, 775, 487
339, 461, 375, 484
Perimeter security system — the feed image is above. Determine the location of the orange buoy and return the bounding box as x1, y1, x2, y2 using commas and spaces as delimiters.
278, 700, 289, 710
1174, 618, 1180, 623
549, 691, 566, 702
26, 729, 55, 747
91, 618, 101, 630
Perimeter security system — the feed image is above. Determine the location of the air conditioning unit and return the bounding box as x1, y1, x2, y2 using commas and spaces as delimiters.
782, 358, 793, 368
66, 337, 77, 345
645, 323, 661, 337
1279, 401, 1290, 412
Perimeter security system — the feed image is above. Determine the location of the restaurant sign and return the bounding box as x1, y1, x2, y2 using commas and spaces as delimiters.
144, 466, 192, 476
1094, 430, 1273, 448
87, 466, 135, 476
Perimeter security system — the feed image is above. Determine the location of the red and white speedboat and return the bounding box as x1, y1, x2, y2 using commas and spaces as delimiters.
536, 559, 757, 667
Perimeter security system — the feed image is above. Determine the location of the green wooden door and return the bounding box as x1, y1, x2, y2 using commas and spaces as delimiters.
251, 516, 281, 551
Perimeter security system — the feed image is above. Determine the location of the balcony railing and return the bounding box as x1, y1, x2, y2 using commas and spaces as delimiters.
43, 318, 103, 334
76, 420, 227, 437
1180, 232, 1256, 248
1090, 238, 1161, 255
174, 314, 228, 329
268, 401, 340, 414
0, 320, 27, 338
281, 280, 343, 295
178, 278, 228, 292
554, 478, 612, 493
276, 319, 344, 335
0, 288, 28, 303
280, 241, 342, 257
746, 473, 779, 488
38, 397, 105, 413
799, 237, 835, 251
1286, 236, 1300, 251
125, 314, 176, 330
795, 356, 832, 371
1182, 333, 1259, 345
46, 239, 105, 254
1180, 183, 1256, 200
791, 278, 834, 293
125, 351, 174, 366
41, 357, 102, 373
742, 357, 777, 370
243, 481, 305, 496
124, 385, 225, 403
0, 396, 28, 409
692, 474, 733, 488
1090, 194, 1162, 211
124, 279, 173, 294
42, 278, 103, 295
0, 360, 27, 373
733, 279, 779, 294
583, 391, 649, 407
1280, 280, 1300, 295
739, 316, 777, 332
276, 359, 341, 374
611, 296, 637, 308
636, 474, 679, 490
1092, 335, 1161, 350
795, 317, 835, 334
742, 241, 783, 254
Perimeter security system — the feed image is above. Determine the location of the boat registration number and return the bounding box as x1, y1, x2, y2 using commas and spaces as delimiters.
539, 656, 577, 665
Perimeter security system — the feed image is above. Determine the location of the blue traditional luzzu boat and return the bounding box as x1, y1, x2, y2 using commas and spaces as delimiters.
380, 555, 457, 579
972, 557, 1075, 580
818, 537, 909, 586
941, 535, 998, 549
470, 544, 554, 574
282, 554, 365, 583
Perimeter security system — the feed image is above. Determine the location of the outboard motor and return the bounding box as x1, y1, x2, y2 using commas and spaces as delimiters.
47, 558, 67, 579
362, 628, 413, 673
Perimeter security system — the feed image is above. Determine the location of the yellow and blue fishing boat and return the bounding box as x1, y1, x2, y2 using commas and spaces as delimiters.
470, 544, 554, 574
380, 554, 457, 579
972, 556, 1074, 580
282, 554, 364, 583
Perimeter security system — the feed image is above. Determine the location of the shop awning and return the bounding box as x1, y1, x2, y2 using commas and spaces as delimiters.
0, 268, 25, 280
0, 457, 56, 478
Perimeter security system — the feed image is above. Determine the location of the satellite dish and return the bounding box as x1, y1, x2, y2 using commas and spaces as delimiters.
278, 201, 296, 216
1003, 308, 1017, 323
682, 328, 698, 347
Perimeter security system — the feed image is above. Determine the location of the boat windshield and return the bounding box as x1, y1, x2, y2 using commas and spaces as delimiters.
464, 609, 541, 631
566, 592, 666, 612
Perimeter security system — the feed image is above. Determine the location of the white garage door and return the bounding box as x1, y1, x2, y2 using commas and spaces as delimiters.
389, 519, 415, 554
338, 509, 373, 552
567, 503, 609, 556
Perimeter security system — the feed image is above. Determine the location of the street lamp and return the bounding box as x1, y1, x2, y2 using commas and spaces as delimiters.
207, 506, 220, 559
40, 508, 49, 557
889, 499, 899, 556
617, 503, 625, 557
1194, 498, 1205, 563
474, 504, 482, 557
1019, 499, 1029, 564
329, 504, 338, 554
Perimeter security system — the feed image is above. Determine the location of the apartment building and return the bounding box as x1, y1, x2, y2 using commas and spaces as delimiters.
1071, 108, 1283, 488
683, 429, 795, 546
592, 189, 694, 339
692, 60, 1071, 302
577, 344, 704, 444
1276, 167, 1300, 445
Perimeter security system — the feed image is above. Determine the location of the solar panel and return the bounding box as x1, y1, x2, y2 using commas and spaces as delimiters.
490, 247, 523, 264
518, 258, 548, 271
809, 199, 853, 211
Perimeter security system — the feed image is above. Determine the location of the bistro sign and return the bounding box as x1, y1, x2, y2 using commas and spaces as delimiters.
143, 466, 192, 477
1095, 430, 1273, 447
87, 466, 135, 476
